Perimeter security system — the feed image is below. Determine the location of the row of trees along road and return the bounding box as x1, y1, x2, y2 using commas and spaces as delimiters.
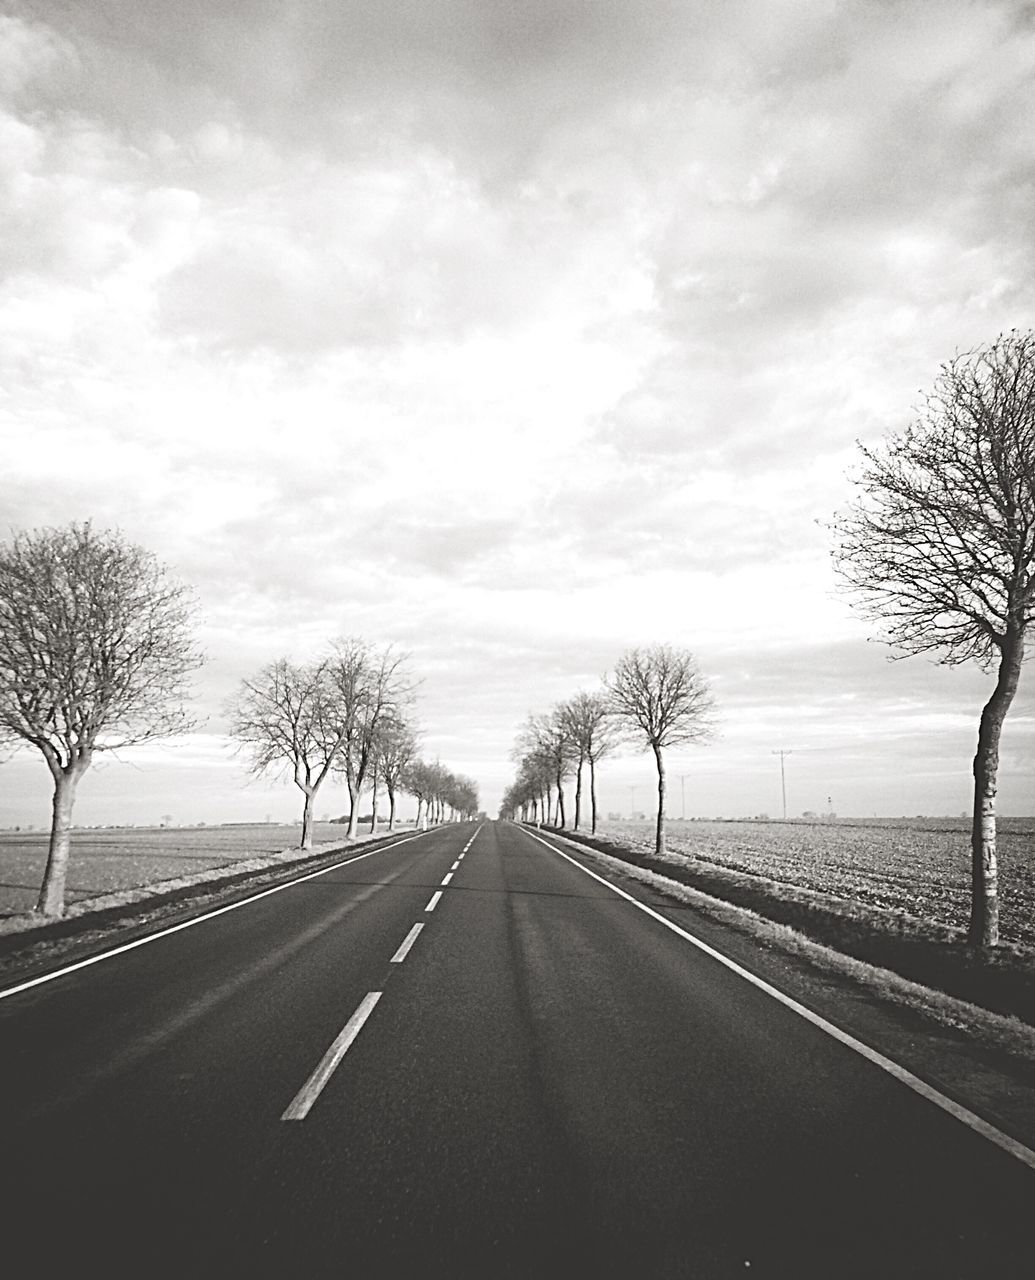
502, 645, 716, 860
504, 331, 1034, 950
226, 646, 479, 845
0, 524, 477, 917
0, 335, 1031, 941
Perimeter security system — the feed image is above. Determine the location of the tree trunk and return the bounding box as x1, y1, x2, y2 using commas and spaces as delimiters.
36, 766, 84, 916
574, 755, 584, 830
556, 770, 567, 828
347, 766, 367, 839
590, 757, 598, 834
653, 742, 667, 858
300, 786, 316, 850
969, 632, 1025, 947
387, 785, 397, 831
370, 777, 378, 834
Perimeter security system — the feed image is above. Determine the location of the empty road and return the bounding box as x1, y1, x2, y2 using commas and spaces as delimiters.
2, 820, 1033, 1278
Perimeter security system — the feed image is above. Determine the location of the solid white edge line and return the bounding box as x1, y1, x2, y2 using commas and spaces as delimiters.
281, 991, 383, 1121
0, 828, 441, 1001
440, 872, 453, 886
521, 826, 1035, 1174
425, 891, 443, 912
390, 922, 424, 963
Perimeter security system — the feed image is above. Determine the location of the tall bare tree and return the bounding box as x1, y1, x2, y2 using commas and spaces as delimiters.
833, 332, 1035, 947
0, 522, 201, 915
560, 690, 620, 832
607, 645, 715, 857
227, 658, 343, 850
377, 720, 418, 831
328, 638, 412, 839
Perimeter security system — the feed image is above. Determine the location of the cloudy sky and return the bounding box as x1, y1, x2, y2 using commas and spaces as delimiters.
2, 0, 1034, 828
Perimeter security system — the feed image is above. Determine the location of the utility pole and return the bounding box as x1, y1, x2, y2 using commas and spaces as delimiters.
772, 750, 792, 820
679, 774, 690, 821
628, 785, 637, 818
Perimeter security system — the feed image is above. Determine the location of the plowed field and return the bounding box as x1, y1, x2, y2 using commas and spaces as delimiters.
593, 817, 1035, 946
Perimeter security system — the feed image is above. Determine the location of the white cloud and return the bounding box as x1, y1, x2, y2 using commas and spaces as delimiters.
2, 0, 1033, 823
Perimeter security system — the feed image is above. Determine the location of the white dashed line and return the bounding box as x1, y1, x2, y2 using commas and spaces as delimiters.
461, 823, 484, 854
450, 860, 460, 871
390, 923, 424, 963
440, 872, 453, 886
425, 891, 442, 912
281, 991, 382, 1121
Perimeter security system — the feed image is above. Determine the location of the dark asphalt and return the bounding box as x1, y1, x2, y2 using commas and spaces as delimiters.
1, 820, 1033, 1278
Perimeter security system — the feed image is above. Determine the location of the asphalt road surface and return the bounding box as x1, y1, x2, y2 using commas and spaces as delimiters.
2, 820, 1033, 1278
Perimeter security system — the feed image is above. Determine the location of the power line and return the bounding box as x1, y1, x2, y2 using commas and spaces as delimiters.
678, 774, 690, 821
772, 749, 792, 820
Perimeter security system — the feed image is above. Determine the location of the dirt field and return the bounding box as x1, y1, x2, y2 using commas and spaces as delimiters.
0, 822, 400, 917
590, 817, 1035, 946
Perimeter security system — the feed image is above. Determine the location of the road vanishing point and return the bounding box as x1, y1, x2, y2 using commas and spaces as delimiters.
2, 821, 1033, 1278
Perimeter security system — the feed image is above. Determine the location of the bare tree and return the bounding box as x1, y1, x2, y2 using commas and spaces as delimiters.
227, 658, 343, 851
403, 759, 435, 830
377, 720, 419, 831
328, 638, 412, 839
0, 522, 202, 915
560, 690, 621, 833
833, 332, 1035, 947
607, 645, 715, 857
449, 774, 480, 819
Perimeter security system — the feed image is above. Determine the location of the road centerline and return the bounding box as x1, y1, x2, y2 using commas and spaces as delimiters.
425, 891, 443, 912
390, 923, 424, 963
440, 872, 453, 886
281, 991, 383, 1121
